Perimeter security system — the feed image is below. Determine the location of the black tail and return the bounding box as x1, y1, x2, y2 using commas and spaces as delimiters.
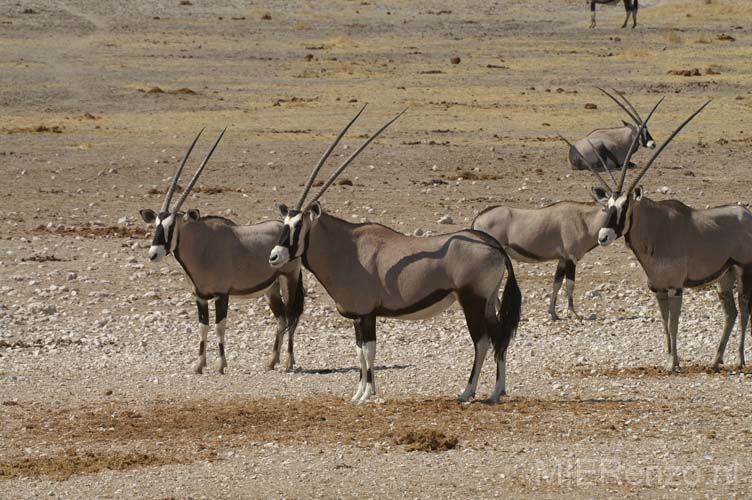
286, 271, 305, 328
490, 253, 522, 362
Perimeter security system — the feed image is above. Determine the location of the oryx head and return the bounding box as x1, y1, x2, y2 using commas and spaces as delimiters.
269, 104, 405, 268
561, 97, 710, 247
599, 87, 656, 149
140, 128, 226, 262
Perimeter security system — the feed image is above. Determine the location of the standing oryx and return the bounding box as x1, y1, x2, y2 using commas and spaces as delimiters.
589, 0, 638, 29
583, 97, 751, 372
140, 129, 304, 374
268, 105, 522, 404
569, 88, 656, 171
472, 200, 612, 320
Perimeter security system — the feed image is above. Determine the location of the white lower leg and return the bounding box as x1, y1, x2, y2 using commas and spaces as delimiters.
216, 318, 227, 374
489, 356, 507, 404
459, 337, 489, 402
195, 323, 209, 374
351, 345, 367, 401
358, 341, 377, 402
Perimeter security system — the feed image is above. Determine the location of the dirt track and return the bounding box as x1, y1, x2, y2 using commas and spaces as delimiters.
2, 0, 752, 498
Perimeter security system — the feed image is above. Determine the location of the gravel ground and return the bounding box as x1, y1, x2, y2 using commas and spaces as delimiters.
2, 0, 752, 498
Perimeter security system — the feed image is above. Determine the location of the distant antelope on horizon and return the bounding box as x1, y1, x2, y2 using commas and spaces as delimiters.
590, 0, 639, 29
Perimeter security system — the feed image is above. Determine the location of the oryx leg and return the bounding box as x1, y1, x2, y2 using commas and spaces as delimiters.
215, 294, 229, 374
264, 281, 286, 371
357, 315, 377, 403
548, 260, 566, 321
621, 0, 632, 28
711, 270, 737, 371
458, 294, 490, 402
590, 0, 596, 28
655, 291, 671, 364
194, 298, 210, 374
666, 289, 683, 372
351, 317, 368, 402
736, 270, 752, 369
564, 260, 582, 319
632, 0, 638, 28
281, 271, 304, 371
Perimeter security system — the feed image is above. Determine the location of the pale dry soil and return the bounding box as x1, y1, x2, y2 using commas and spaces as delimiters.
1, 0, 752, 498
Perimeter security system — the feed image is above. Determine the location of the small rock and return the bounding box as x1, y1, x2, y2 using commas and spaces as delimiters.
450, 56, 461, 64
437, 215, 454, 225
413, 228, 424, 237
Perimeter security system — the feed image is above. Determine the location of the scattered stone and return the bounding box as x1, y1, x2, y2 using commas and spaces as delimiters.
584, 103, 598, 110
413, 228, 424, 237
437, 215, 454, 225
450, 56, 461, 64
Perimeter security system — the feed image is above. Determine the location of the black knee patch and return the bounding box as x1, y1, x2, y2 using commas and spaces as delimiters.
591, 1, 596, 12
565, 261, 576, 281
554, 261, 566, 283
197, 300, 209, 325
366, 369, 373, 384
199, 340, 205, 356
219, 343, 225, 357
215, 294, 229, 324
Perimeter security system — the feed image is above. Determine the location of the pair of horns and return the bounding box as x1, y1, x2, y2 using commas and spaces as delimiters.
162, 128, 226, 214
597, 87, 643, 126
561, 97, 711, 194
294, 104, 406, 211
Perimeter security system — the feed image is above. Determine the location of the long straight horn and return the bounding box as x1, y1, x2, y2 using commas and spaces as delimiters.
626, 99, 712, 193
617, 96, 664, 192
585, 138, 618, 186
611, 88, 643, 123
171, 127, 227, 213
161, 128, 204, 212
306, 109, 406, 208
557, 134, 613, 192
294, 104, 368, 210
597, 87, 640, 125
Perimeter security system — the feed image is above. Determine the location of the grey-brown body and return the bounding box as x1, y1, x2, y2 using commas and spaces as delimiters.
590, 0, 638, 29
569, 125, 640, 171
622, 197, 752, 370
270, 208, 522, 404
473, 202, 610, 320
142, 210, 304, 374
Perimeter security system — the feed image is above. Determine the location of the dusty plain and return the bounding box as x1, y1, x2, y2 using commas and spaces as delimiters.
1, 0, 752, 498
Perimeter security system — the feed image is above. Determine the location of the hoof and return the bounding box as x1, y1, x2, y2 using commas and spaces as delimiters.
284, 357, 295, 372
735, 362, 746, 371
549, 313, 561, 321
194, 362, 205, 375
217, 360, 227, 375
457, 394, 474, 404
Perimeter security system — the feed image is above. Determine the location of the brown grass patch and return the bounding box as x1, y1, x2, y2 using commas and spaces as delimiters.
33, 224, 149, 239
0, 451, 183, 481
2, 125, 63, 134
553, 364, 752, 379
393, 429, 458, 452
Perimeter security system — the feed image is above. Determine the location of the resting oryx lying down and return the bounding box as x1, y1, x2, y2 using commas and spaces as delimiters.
569, 88, 656, 172
472, 201, 612, 320
140, 129, 304, 374
583, 97, 747, 372
268, 106, 522, 404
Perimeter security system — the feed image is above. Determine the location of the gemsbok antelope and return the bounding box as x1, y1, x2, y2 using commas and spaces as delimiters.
268, 106, 522, 403
569, 88, 656, 172
584, 98, 750, 372
140, 129, 304, 374
472, 200, 612, 321
589, 0, 639, 29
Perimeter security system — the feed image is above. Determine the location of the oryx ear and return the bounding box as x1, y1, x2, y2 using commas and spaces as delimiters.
309, 201, 322, 221
184, 209, 201, 221
633, 186, 644, 201
277, 203, 289, 218
140, 209, 157, 223
590, 186, 610, 206
622, 120, 633, 129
